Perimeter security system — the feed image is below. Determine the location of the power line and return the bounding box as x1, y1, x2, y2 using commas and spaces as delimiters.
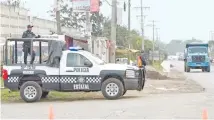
134, 0, 150, 51
147, 20, 158, 64
103, 0, 111, 6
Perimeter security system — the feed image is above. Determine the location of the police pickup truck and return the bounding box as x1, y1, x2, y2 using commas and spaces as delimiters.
2, 47, 145, 103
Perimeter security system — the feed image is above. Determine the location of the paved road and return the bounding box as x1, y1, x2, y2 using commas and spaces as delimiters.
173, 61, 214, 92
1, 61, 214, 119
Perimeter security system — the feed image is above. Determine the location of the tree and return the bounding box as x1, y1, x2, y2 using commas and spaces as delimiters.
48, 1, 86, 31
166, 39, 204, 55
208, 40, 214, 52
90, 12, 105, 36
48, 0, 104, 33
1, 0, 22, 7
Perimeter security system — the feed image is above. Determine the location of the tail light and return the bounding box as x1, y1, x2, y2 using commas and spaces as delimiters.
2, 69, 8, 81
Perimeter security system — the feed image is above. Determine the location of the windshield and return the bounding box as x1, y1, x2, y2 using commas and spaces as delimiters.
188, 47, 207, 54
84, 51, 105, 65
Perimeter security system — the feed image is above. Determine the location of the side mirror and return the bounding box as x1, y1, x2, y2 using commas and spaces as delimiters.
84, 60, 92, 67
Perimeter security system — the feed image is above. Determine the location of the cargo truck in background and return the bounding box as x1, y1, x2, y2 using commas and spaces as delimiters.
184, 43, 211, 72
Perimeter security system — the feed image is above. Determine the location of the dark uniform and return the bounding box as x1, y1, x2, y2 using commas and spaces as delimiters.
22, 25, 36, 64
140, 52, 147, 66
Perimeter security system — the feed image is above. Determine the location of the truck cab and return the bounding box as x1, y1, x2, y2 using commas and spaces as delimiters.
184, 43, 210, 72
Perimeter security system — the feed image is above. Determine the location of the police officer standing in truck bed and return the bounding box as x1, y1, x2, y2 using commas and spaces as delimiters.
22, 25, 36, 65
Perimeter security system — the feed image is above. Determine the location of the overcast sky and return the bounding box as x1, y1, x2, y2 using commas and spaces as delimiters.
9, 0, 214, 43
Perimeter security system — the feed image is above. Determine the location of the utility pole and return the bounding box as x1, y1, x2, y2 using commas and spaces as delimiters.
127, 0, 131, 62
55, 0, 61, 34
134, 0, 149, 51
156, 28, 160, 61
151, 20, 155, 64
110, 0, 117, 63
128, 0, 130, 43
85, 11, 91, 51
140, 0, 144, 51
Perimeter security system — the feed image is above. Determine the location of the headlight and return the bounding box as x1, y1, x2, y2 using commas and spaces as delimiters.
187, 56, 192, 62
125, 70, 135, 78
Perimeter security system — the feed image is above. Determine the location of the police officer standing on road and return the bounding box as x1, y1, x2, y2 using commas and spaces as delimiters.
22, 25, 36, 65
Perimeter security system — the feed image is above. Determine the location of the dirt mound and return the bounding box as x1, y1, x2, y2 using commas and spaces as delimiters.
146, 66, 168, 80
146, 66, 186, 80
146, 70, 168, 80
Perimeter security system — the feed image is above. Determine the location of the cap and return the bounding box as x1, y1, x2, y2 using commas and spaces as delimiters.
27, 25, 33, 28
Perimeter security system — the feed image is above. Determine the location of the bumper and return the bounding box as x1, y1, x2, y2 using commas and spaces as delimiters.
124, 69, 145, 90
187, 62, 210, 68
3, 80, 19, 91
124, 78, 139, 90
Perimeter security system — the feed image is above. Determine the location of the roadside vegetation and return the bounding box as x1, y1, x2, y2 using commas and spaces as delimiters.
152, 60, 163, 71
1, 78, 104, 103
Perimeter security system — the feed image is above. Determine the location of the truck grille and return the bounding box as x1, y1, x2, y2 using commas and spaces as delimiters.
192, 55, 205, 62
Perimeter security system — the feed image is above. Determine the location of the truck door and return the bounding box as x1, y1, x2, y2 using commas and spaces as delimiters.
60, 53, 101, 91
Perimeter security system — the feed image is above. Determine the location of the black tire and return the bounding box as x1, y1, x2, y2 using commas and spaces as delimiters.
123, 90, 127, 95
202, 69, 205, 72
41, 91, 49, 98
101, 78, 124, 100
206, 66, 210, 72
20, 81, 42, 103
186, 66, 190, 72
184, 62, 187, 72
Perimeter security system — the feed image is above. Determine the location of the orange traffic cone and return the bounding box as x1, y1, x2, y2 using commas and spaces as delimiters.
202, 109, 208, 120
49, 105, 54, 120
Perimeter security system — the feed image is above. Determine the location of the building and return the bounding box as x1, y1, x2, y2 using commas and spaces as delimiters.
0, 4, 81, 43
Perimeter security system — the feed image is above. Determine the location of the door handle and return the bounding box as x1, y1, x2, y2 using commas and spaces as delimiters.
66, 70, 74, 72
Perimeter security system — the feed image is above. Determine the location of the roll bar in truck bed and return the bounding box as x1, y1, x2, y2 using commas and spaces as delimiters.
4, 38, 65, 66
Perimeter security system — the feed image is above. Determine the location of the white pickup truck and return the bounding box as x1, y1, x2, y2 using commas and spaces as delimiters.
2, 40, 145, 103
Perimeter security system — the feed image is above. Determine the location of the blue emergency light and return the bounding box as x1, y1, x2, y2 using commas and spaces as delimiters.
69, 47, 84, 51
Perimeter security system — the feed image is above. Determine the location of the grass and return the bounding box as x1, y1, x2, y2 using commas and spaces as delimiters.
1, 78, 3, 88
1, 78, 106, 102
152, 61, 163, 71
1, 88, 105, 103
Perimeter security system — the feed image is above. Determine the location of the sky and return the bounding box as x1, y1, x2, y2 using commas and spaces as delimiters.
7, 0, 214, 43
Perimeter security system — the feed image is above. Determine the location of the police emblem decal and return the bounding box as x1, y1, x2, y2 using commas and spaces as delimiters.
78, 77, 85, 83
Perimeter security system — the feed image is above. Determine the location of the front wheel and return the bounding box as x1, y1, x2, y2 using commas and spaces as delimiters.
123, 90, 127, 96
186, 66, 190, 72
184, 62, 187, 72
101, 78, 124, 100
202, 69, 205, 72
20, 81, 42, 103
206, 66, 210, 72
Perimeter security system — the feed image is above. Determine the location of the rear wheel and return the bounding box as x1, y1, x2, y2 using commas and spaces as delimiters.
20, 81, 42, 103
101, 78, 124, 100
